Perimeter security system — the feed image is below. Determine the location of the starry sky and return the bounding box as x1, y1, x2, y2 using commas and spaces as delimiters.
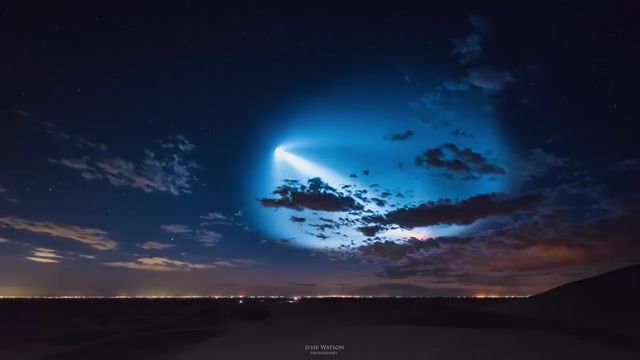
1, 2, 639, 296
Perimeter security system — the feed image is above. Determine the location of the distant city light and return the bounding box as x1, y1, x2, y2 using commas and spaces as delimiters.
0, 295, 528, 300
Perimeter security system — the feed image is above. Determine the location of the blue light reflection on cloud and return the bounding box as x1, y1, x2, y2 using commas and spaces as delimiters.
248, 87, 517, 249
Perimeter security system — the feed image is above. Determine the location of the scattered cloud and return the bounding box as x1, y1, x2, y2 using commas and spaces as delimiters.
50, 136, 199, 196
199, 211, 243, 226
95, 153, 197, 195
451, 129, 474, 138
0, 216, 117, 250
261, 178, 364, 212
159, 135, 196, 152
415, 143, 505, 177
103, 257, 214, 272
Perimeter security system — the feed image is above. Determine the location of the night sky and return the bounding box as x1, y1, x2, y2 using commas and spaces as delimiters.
1, 2, 639, 296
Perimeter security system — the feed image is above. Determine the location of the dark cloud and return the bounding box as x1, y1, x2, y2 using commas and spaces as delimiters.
451, 129, 474, 138
310, 223, 337, 232
359, 238, 444, 261
261, 178, 363, 212
368, 193, 544, 230
357, 205, 640, 287
370, 198, 387, 207
383, 130, 413, 141
290, 216, 306, 223
415, 143, 505, 177
357, 225, 387, 238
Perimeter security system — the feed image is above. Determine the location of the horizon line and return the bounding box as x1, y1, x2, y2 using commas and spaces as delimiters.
0, 295, 529, 299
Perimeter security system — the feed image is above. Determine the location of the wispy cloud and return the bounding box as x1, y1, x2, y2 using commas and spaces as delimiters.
196, 230, 222, 247
200, 212, 228, 221
213, 258, 257, 267
160, 224, 192, 233
199, 211, 244, 227
138, 241, 175, 250
26, 248, 63, 264
452, 14, 491, 64
383, 130, 414, 141
31, 247, 63, 259
103, 257, 214, 272
39, 120, 108, 151
0, 186, 19, 203
0, 216, 118, 250
25, 256, 59, 264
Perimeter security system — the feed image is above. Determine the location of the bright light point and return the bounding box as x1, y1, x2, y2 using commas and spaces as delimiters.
274, 146, 286, 158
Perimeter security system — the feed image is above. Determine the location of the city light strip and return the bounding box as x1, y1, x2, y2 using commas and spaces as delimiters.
0, 295, 529, 299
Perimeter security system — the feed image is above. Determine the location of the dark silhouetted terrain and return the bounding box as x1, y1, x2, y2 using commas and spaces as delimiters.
1, 265, 638, 359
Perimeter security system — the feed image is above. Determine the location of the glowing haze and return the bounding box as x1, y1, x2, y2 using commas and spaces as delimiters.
249, 88, 514, 249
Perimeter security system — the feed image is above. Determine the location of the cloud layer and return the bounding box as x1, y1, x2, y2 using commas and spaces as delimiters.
103, 257, 214, 272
